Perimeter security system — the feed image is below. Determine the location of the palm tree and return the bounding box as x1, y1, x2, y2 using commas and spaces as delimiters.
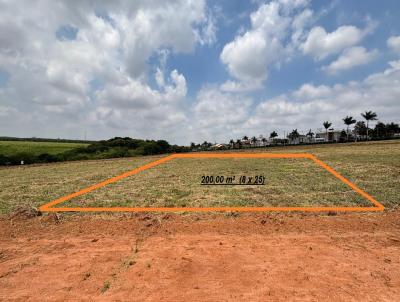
323, 121, 332, 142
241, 136, 249, 148
361, 111, 377, 139
229, 139, 234, 148
288, 129, 300, 144
269, 131, 278, 145
251, 136, 257, 147
261, 137, 267, 146
343, 116, 356, 141
269, 131, 278, 139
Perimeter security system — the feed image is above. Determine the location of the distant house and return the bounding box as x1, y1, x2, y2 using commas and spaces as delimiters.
314, 137, 326, 143
241, 138, 251, 147
316, 130, 342, 142
211, 143, 228, 150
252, 135, 268, 147
288, 135, 308, 145
229, 136, 270, 148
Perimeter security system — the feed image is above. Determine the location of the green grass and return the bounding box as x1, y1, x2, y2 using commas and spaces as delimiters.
0, 140, 399, 214
0, 140, 88, 157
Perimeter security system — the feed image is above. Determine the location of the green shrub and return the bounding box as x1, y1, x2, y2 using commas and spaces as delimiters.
0, 154, 10, 165
37, 153, 59, 163
9, 152, 37, 164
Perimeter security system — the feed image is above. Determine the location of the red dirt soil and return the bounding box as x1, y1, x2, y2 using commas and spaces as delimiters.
1, 211, 399, 301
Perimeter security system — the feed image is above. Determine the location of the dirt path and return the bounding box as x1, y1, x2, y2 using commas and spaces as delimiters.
1, 212, 400, 301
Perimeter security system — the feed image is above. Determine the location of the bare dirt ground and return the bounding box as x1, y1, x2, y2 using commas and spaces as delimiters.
1, 211, 400, 301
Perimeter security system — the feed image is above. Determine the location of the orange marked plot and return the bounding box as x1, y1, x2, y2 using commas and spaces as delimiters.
39, 153, 384, 212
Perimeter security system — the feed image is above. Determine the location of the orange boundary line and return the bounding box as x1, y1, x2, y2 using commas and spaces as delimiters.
39, 153, 384, 212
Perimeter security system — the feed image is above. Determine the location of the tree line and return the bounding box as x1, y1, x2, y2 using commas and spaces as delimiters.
0, 137, 190, 166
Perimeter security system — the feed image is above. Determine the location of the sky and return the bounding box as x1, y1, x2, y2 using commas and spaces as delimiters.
0, 0, 399, 144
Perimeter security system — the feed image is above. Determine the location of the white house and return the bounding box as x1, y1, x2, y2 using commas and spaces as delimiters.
316, 130, 342, 142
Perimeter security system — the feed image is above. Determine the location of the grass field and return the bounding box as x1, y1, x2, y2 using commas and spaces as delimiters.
65, 157, 370, 208
0, 140, 399, 214
0, 140, 88, 157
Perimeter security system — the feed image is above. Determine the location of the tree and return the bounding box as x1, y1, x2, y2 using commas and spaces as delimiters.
269, 131, 278, 138
354, 121, 367, 138
269, 131, 278, 145
374, 122, 386, 139
288, 129, 300, 143
261, 137, 267, 146
242, 135, 249, 141
251, 136, 257, 146
156, 140, 170, 152
323, 121, 332, 141
201, 141, 209, 150
387, 122, 400, 137
339, 130, 347, 142
235, 139, 242, 149
361, 111, 377, 139
229, 139, 234, 148
343, 116, 356, 141
306, 129, 314, 143
190, 142, 196, 149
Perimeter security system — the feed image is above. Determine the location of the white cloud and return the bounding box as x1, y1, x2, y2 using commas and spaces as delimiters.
245, 60, 400, 136
322, 46, 378, 74
191, 87, 253, 142
293, 83, 332, 99
195, 7, 218, 46
87, 69, 189, 141
291, 8, 314, 45
0, 105, 17, 117
221, 29, 278, 84
0, 0, 214, 143
118, 1, 211, 78
219, 2, 376, 91
194, 87, 252, 125
220, 0, 313, 91
387, 35, 400, 53
278, 0, 310, 11
220, 80, 263, 92
96, 69, 187, 110
301, 25, 365, 60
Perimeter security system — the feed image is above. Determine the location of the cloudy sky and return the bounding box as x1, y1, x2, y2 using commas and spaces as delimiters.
0, 0, 399, 144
